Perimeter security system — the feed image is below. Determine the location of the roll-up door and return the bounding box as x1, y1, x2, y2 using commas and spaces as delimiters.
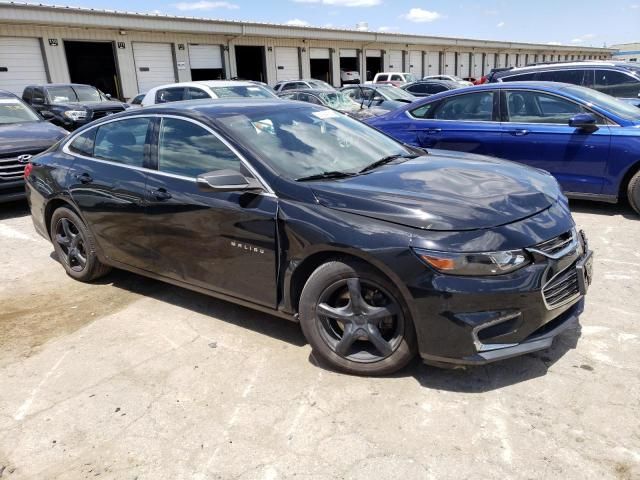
458, 52, 470, 77
409, 51, 422, 77
188, 44, 222, 69
498, 53, 507, 68
310, 48, 330, 59
340, 49, 357, 58
444, 52, 456, 74
133, 42, 176, 93
472, 53, 483, 78
275, 47, 300, 82
388, 50, 403, 72
426, 52, 440, 75
486, 53, 496, 71
0, 37, 48, 95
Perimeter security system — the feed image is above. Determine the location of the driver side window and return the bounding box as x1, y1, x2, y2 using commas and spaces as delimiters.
432, 92, 494, 121
505, 91, 592, 124
158, 118, 241, 177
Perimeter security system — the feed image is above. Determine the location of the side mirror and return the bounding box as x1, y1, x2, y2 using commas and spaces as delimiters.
40, 111, 55, 120
568, 113, 598, 130
105, 93, 112, 99
196, 169, 262, 193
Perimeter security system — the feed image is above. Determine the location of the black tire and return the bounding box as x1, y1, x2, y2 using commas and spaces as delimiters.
299, 260, 417, 376
628, 170, 640, 216
50, 207, 111, 282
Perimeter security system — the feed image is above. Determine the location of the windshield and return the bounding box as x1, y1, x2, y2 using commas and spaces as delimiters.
404, 74, 417, 83
563, 85, 640, 122
47, 85, 105, 103
318, 92, 360, 111
210, 85, 276, 99
376, 86, 415, 101
216, 105, 410, 180
0, 98, 41, 124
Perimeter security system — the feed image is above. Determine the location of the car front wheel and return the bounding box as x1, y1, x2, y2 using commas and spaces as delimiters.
50, 207, 111, 282
628, 170, 640, 215
299, 260, 417, 376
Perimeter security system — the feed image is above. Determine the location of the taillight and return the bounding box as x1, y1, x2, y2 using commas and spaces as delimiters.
24, 163, 33, 178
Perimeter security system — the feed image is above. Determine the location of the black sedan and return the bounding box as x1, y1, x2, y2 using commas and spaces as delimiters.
401, 79, 463, 97
0, 89, 68, 202
25, 99, 592, 375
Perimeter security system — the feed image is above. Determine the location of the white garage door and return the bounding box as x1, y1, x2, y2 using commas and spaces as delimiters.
426, 52, 439, 76
458, 52, 470, 78
132, 42, 176, 93
497, 53, 507, 68
486, 53, 496, 71
310, 48, 330, 59
408, 51, 422, 77
0, 37, 48, 95
388, 50, 403, 72
444, 52, 456, 75
188, 44, 222, 69
275, 47, 300, 82
472, 53, 483, 78
340, 49, 357, 58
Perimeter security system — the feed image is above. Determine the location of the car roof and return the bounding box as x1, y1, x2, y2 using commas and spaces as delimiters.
26, 83, 96, 88
497, 61, 639, 74
278, 88, 337, 94
150, 80, 263, 91
131, 98, 308, 117
407, 79, 460, 86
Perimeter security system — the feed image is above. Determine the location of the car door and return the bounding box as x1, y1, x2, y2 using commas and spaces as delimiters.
65, 116, 154, 269
410, 90, 502, 156
499, 89, 611, 194
144, 116, 279, 308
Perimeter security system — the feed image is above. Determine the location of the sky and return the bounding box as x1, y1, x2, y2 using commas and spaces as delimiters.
18, 0, 640, 46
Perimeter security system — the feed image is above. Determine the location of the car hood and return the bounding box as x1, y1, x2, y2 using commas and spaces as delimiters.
0, 121, 68, 155
52, 101, 125, 110
310, 150, 562, 231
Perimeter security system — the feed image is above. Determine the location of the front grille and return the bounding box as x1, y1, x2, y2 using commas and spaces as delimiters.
0, 151, 41, 182
534, 230, 574, 256
543, 265, 580, 309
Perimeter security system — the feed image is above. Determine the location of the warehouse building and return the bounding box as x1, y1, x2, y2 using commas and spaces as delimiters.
612, 43, 640, 63
0, 2, 615, 100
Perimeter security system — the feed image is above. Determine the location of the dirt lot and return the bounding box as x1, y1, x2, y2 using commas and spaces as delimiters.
0, 200, 638, 480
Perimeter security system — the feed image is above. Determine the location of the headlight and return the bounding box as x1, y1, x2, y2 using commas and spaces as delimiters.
414, 248, 530, 276
63, 110, 88, 121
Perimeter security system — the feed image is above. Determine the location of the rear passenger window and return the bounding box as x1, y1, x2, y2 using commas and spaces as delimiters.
409, 103, 436, 119
377, 74, 388, 82
594, 70, 640, 98
155, 87, 185, 104
501, 72, 538, 82
433, 92, 494, 121
158, 118, 241, 177
505, 91, 588, 124
69, 129, 97, 156
188, 88, 211, 100
390, 75, 402, 81
93, 118, 152, 166
537, 70, 585, 85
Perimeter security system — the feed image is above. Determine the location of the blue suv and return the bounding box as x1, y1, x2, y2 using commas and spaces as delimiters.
366, 82, 640, 215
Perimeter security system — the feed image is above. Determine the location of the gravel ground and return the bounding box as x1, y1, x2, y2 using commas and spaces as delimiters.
0, 200, 638, 480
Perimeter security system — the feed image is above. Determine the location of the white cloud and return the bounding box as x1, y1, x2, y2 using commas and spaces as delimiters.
173, 1, 238, 10
285, 18, 311, 26
401, 7, 442, 23
496, 21, 505, 27
293, 0, 381, 6
630, 4, 639, 8
546, 41, 563, 45
571, 33, 596, 44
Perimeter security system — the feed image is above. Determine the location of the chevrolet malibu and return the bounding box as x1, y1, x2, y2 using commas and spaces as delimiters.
25, 99, 593, 376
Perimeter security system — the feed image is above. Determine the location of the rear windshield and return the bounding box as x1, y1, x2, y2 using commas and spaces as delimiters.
563, 85, 640, 122
209, 85, 276, 99
376, 86, 415, 101
47, 85, 105, 103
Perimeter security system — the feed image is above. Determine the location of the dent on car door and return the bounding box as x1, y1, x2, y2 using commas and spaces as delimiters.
409, 91, 502, 155
65, 117, 154, 268
145, 116, 279, 308
499, 90, 610, 194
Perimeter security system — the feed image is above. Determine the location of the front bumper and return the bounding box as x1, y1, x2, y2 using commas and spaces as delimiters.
0, 179, 26, 203
406, 229, 592, 366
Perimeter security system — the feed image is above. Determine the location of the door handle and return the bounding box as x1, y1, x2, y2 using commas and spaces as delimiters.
150, 188, 172, 201
74, 172, 93, 184
425, 128, 442, 134
511, 129, 530, 136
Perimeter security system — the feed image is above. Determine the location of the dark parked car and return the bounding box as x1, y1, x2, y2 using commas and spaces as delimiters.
366, 82, 640, 214
0, 89, 67, 202
341, 84, 416, 112
401, 80, 463, 97
277, 88, 386, 120
274, 79, 335, 93
489, 61, 640, 107
22, 83, 128, 130
25, 99, 592, 375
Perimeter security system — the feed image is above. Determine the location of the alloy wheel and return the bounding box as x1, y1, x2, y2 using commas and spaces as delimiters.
55, 217, 87, 272
315, 277, 405, 363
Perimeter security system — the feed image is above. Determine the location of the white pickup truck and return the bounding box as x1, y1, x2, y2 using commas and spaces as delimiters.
367, 72, 417, 86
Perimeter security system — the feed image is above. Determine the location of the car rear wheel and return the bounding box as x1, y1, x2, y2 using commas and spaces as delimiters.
50, 207, 111, 282
628, 170, 640, 215
299, 260, 417, 376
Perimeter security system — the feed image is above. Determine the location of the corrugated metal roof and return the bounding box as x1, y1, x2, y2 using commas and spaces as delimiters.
0, 1, 614, 52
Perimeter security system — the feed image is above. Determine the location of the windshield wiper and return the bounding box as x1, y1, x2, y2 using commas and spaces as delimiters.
296, 171, 357, 182
358, 154, 417, 174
